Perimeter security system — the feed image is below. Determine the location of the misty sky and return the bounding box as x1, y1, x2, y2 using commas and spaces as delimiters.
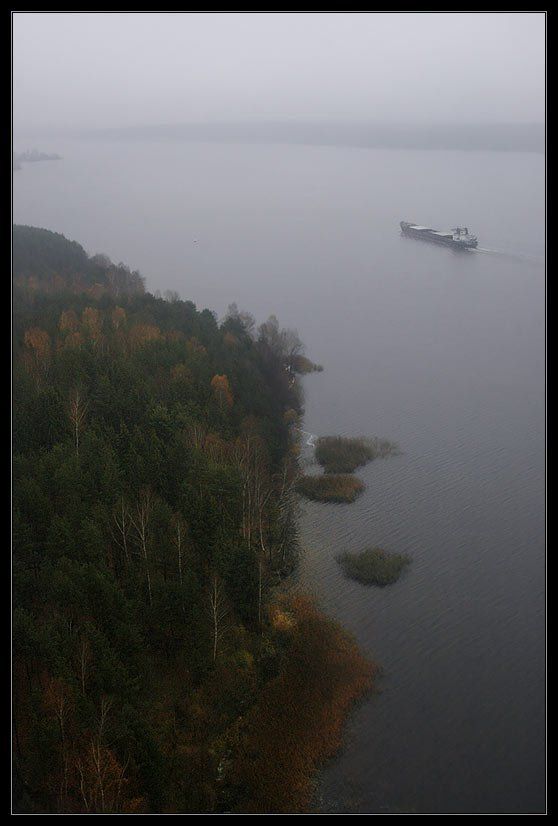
13, 12, 545, 134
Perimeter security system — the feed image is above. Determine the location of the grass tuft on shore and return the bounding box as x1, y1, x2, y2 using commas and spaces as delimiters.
297, 474, 365, 503
336, 547, 411, 586
315, 435, 399, 474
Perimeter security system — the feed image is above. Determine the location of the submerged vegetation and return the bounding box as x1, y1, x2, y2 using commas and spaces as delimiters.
315, 435, 399, 474
336, 547, 411, 586
297, 473, 365, 503
12, 226, 374, 813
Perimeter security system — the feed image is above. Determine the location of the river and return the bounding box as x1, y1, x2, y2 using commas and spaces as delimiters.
13, 137, 545, 813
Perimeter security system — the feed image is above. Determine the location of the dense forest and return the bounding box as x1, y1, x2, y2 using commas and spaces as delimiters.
12, 226, 373, 813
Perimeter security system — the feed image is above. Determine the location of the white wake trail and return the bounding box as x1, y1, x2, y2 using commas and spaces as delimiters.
474, 247, 543, 265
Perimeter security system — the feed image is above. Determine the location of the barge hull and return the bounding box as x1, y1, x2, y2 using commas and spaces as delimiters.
400, 221, 478, 249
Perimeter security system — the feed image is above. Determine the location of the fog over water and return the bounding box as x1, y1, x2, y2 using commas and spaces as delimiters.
14, 138, 544, 813
14, 12, 544, 133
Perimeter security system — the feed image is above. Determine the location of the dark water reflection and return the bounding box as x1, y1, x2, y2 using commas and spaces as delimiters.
14, 140, 545, 813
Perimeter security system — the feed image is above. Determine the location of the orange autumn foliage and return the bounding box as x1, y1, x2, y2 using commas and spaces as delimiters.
283, 408, 299, 425
71, 742, 145, 813
170, 363, 192, 383
211, 374, 234, 410
56, 332, 83, 352
186, 337, 207, 356
36, 679, 145, 813
268, 604, 296, 633
88, 283, 107, 301
111, 306, 127, 330
128, 323, 161, 349
223, 331, 239, 348
24, 327, 51, 360
166, 329, 185, 343
23, 327, 51, 378
59, 310, 79, 334
228, 595, 376, 813
81, 307, 103, 342
202, 432, 230, 463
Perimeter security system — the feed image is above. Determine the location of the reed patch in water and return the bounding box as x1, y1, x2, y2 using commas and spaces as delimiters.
291, 354, 324, 374
297, 473, 365, 503
336, 547, 411, 586
315, 436, 399, 474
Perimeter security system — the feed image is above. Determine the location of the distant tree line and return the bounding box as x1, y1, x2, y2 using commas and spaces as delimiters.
13, 225, 145, 297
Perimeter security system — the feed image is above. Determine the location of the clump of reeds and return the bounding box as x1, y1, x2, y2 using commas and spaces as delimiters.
291, 355, 324, 374
315, 435, 399, 474
297, 473, 365, 503
336, 547, 410, 586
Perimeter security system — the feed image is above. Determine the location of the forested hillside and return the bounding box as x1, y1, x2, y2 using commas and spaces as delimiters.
12, 226, 373, 813
13, 225, 145, 296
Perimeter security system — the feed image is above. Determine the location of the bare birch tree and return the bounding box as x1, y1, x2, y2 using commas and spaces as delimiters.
111, 497, 132, 569
75, 696, 133, 813
232, 433, 277, 626
185, 422, 206, 450
208, 576, 229, 663
79, 637, 92, 696
171, 513, 188, 587
50, 679, 70, 811
273, 457, 301, 568
68, 389, 88, 457
130, 488, 153, 607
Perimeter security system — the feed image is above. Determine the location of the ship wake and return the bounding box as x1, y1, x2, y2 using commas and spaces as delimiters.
474, 247, 543, 265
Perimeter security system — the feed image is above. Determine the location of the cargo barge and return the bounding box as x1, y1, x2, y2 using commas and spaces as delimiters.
400, 221, 478, 249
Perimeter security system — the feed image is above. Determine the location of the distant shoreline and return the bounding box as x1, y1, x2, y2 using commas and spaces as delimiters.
78, 121, 544, 154
13, 150, 62, 170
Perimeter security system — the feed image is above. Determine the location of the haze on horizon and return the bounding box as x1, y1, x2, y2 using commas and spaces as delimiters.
13, 12, 545, 138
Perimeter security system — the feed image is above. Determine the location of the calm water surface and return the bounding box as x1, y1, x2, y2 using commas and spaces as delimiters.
14, 140, 545, 813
